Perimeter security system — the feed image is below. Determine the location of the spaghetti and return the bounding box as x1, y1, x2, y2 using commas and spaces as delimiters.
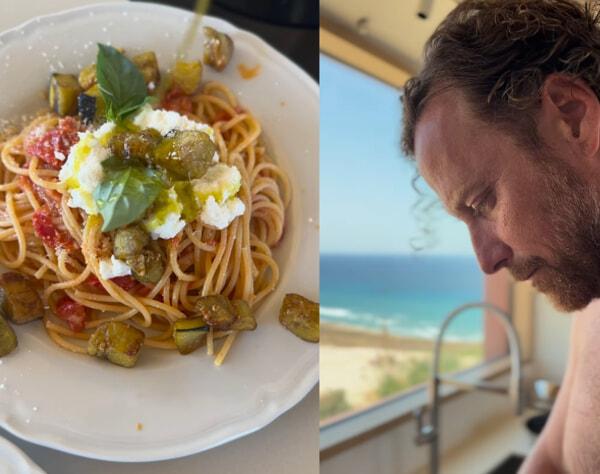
0, 80, 290, 366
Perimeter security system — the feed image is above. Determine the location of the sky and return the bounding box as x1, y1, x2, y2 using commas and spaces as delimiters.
320, 55, 474, 256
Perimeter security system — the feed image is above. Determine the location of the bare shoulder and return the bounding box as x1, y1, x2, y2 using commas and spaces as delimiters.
570, 299, 600, 370
561, 300, 600, 472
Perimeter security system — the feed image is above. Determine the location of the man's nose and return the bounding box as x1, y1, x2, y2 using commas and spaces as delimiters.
469, 224, 513, 275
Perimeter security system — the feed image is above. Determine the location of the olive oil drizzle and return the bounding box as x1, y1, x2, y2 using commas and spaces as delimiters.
177, 0, 212, 61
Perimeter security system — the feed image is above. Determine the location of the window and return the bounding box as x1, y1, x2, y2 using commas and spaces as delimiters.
320, 54, 507, 424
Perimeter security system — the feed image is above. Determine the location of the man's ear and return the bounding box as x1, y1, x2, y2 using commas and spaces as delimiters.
539, 74, 600, 158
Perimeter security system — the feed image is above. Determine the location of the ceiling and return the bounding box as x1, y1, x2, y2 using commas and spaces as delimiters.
321, 0, 459, 76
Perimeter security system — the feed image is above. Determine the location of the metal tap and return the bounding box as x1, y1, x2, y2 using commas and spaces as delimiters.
413, 302, 523, 474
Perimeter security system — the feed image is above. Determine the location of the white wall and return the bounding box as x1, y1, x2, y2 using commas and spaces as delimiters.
531, 293, 572, 384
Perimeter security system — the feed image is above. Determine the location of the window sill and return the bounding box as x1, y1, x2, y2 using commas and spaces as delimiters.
320, 356, 515, 452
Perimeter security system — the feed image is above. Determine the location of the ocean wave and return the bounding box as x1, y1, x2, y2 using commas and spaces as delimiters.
320, 306, 353, 318
320, 306, 394, 325
320, 306, 483, 342
400, 325, 482, 342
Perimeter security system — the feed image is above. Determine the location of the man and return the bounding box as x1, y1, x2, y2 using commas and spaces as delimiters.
402, 0, 600, 472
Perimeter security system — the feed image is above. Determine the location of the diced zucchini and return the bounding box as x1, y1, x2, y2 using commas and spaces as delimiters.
84, 83, 102, 98
113, 226, 150, 260
78, 63, 97, 90
132, 51, 160, 89
194, 296, 256, 332
49, 74, 82, 117
88, 321, 145, 368
203, 27, 234, 71
77, 84, 105, 124
230, 300, 256, 331
172, 317, 208, 354
171, 60, 202, 95
128, 249, 165, 285
112, 225, 164, 285
279, 294, 319, 343
194, 295, 237, 330
154, 130, 216, 179
0, 272, 44, 324
77, 93, 96, 125
0, 311, 17, 357
109, 128, 162, 161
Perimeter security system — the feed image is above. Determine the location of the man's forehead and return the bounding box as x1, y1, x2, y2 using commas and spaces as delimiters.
413, 90, 480, 204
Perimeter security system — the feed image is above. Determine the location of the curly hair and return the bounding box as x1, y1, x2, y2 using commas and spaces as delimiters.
401, 0, 600, 157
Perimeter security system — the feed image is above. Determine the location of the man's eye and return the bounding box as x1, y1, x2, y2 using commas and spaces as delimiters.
471, 189, 495, 217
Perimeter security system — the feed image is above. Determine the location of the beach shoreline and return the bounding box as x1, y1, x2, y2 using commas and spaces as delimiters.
321, 322, 481, 352
320, 323, 483, 418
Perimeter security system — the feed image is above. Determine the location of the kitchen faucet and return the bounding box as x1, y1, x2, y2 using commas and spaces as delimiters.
413, 302, 523, 474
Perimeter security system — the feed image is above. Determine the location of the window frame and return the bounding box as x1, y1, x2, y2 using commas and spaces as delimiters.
319, 32, 536, 450
320, 355, 513, 452
320, 277, 535, 451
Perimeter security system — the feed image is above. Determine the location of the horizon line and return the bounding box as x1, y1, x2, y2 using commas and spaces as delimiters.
320, 252, 477, 258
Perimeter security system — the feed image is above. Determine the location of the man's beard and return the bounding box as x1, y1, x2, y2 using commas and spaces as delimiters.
509, 157, 600, 312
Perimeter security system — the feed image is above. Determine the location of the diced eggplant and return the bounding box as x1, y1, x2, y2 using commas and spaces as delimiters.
113, 226, 150, 260
230, 300, 256, 331
154, 130, 216, 179
128, 249, 165, 284
88, 321, 145, 368
77, 85, 106, 125
0, 311, 17, 357
194, 295, 236, 330
49, 74, 82, 117
84, 83, 102, 98
279, 294, 319, 343
109, 129, 162, 161
132, 51, 160, 89
0, 272, 44, 324
77, 93, 97, 125
203, 27, 234, 71
78, 63, 97, 90
171, 60, 202, 95
172, 317, 208, 354
113, 226, 164, 285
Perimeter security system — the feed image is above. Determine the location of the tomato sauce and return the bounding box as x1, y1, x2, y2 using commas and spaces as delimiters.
26, 117, 80, 169
32, 205, 75, 251
55, 296, 87, 333
87, 274, 142, 293
161, 86, 194, 115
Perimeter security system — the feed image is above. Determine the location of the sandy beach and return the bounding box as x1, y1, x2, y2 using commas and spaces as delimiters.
320, 323, 483, 418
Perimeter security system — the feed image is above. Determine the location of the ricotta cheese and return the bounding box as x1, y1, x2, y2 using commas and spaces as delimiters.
98, 255, 132, 279
143, 187, 186, 240
193, 163, 242, 204
58, 122, 116, 214
200, 196, 245, 230
133, 105, 215, 140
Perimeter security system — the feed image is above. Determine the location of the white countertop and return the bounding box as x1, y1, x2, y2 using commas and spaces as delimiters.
0, 1, 319, 473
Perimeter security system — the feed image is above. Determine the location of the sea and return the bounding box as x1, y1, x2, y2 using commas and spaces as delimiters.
320, 254, 485, 342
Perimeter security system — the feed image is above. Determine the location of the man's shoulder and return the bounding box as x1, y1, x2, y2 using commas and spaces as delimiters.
570, 299, 600, 330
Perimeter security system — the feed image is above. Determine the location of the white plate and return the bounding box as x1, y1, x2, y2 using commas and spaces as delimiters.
0, 2, 318, 462
0, 437, 45, 474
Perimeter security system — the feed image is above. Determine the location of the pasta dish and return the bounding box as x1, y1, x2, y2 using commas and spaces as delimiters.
0, 40, 290, 367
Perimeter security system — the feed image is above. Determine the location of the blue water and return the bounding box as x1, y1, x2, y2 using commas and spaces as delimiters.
320, 254, 485, 342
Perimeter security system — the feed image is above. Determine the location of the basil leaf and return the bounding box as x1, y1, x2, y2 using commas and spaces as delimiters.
101, 155, 146, 172
96, 44, 148, 122
93, 165, 163, 232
